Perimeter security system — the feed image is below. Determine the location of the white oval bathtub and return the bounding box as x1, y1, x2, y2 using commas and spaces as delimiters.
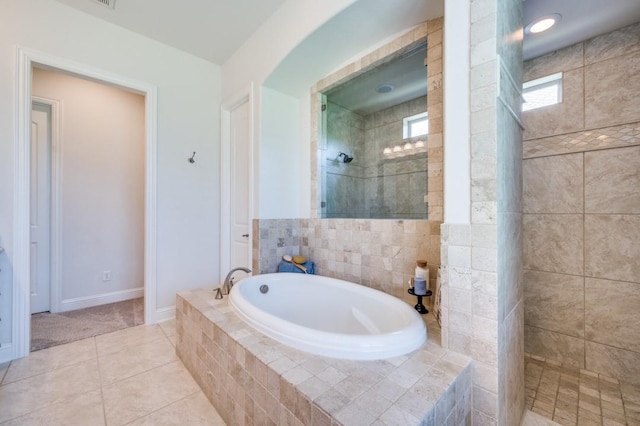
228, 273, 427, 360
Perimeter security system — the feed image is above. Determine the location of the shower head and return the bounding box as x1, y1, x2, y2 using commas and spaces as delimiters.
338, 152, 354, 163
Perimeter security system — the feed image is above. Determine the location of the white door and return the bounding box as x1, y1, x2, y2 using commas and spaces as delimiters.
229, 100, 251, 270
30, 103, 51, 314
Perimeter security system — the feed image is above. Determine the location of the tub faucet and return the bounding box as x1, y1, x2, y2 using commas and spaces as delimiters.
216, 267, 252, 298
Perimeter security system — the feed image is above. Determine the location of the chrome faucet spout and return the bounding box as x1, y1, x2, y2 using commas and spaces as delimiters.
222, 267, 252, 296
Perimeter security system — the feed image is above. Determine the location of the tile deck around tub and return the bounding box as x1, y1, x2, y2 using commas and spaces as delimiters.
176, 287, 472, 426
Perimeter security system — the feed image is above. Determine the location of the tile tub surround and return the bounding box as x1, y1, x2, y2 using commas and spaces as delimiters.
522, 23, 640, 384
253, 218, 442, 312
176, 288, 473, 426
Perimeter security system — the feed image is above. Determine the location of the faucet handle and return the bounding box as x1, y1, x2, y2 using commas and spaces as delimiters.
214, 287, 223, 300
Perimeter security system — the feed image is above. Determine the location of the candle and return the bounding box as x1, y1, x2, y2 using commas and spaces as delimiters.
414, 277, 427, 296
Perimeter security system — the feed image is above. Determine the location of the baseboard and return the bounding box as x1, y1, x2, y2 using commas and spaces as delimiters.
154, 305, 175, 323
60, 287, 143, 312
0, 343, 14, 364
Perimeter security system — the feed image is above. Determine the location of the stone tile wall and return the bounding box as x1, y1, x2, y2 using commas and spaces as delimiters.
253, 218, 441, 315
323, 101, 366, 218
176, 288, 473, 426
426, 18, 444, 221
522, 23, 640, 384
439, 0, 525, 424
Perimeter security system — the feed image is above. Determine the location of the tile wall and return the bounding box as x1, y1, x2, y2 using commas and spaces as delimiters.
253, 218, 441, 317
425, 18, 444, 222
439, 0, 525, 424
323, 102, 366, 218
522, 22, 640, 384
323, 97, 428, 219
177, 288, 473, 426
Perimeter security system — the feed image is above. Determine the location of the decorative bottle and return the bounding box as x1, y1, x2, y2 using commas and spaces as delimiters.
414, 260, 429, 295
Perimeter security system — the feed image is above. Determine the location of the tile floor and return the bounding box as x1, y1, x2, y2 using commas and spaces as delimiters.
0, 320, 226, 425
525, 354, 640, 426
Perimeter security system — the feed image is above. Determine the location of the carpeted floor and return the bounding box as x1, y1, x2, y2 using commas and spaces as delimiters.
30, 298, 144, 352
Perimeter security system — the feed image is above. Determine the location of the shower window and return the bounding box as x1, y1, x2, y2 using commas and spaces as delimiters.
403, 112, 428, 138
523, 72, 563, 111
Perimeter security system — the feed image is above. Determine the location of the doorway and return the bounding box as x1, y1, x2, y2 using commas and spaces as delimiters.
221, 86, 254, 278
28, 68, 147, 351
30, 101, 52, 314
13, 47, 158, 360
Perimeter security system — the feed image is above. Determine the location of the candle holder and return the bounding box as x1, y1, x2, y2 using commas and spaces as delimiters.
408, 286, 432, 314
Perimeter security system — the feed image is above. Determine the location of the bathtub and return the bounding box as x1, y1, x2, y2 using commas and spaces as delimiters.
228, 273, 427, 360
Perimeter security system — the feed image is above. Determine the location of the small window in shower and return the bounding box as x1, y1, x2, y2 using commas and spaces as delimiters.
403, 111, 428, 138
523, 72, 563, 112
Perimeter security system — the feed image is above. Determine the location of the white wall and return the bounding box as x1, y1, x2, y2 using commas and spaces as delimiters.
443, 0, 471, 224
222, 0, 358, 101
259, 87, 305, 218
0, 0, 222, 357
33, 68, 145, 304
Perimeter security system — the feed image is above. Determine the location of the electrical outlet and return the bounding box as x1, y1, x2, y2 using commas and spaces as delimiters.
102, 270, 112, 281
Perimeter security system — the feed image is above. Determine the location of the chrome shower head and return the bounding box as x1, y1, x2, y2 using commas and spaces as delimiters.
338, 152, 354, 163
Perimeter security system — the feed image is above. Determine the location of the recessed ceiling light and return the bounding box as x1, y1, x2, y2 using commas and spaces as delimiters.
376, 84, 395, 94
525, 14, 561, 34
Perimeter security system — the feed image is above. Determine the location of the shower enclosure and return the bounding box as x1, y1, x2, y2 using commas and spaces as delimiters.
319, 44, 429, 219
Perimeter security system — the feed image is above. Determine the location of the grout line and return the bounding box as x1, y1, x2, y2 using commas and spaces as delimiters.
121, 390, 201, 425
95, 337, 108, 426
582, 151, 587, 374
0, 361, 11, 385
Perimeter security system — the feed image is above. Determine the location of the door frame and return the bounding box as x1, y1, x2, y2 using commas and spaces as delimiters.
13, 47, 158, 360
31, 96, 60, 313
220, 84, 255, 281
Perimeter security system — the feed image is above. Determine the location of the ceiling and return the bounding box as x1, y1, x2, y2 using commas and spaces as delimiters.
523, 0, 640, 61
320, 0, 640, 115
325, 45, 427, 116
263, 0, 442, 97
54, 0, 287, 65
54, 0, 640, 69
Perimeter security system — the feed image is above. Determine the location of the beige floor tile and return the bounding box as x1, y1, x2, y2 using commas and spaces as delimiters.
98, 336, 177, 385
577, 416, 602, 426
523, 409, 562, 425
159, 319, 177, 338
601, 400, 624, 414
102, 360, 200, 426
167, 334, 177, 347
602, 408, 626, 423
1, 389, 105, 426
0, 358, 100, 423
95, 324, 166, 357
622, 382, 640, 405
552, 416, 575, 426
126, 391, 225, 426
533, 408, 555, 420
3, 337, 97, 384
602, 418, 625, 426
524, 358, 640, 426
